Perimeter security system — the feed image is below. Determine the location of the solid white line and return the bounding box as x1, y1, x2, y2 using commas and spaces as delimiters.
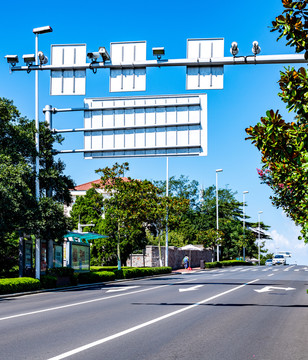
47, 279, 259, 360
106, 286, 139, 293
0, 278, 197, 322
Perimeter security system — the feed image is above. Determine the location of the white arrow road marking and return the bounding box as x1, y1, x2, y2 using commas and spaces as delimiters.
254, 286, 296, 293
106, 286, 139, 293
179, 285, 204, 292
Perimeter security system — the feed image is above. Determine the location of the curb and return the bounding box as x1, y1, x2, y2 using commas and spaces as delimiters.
0, 272, 177, 299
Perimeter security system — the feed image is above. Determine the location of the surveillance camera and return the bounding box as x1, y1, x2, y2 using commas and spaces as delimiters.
23, 54, 35, 65
98, 47, 110, 62
4, 55, 19, 65
87, 52, 100, 61
252, 41, 261, 55
230, 42, 239, 56
38, 51, 48, 65
152, 47, 165, 59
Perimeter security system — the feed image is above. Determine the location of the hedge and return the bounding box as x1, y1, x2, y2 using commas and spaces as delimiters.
0, 277, 40, 295
113, 266, 172, 279
40, 275, 57, 289
205, 260, 253, 268
0, 266, 172, 295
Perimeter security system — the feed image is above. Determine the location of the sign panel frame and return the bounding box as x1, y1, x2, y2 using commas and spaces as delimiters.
50, 44, 87, 96
82, 94, 207, 159
186, 38, 224, 90
109, 41, 147, 92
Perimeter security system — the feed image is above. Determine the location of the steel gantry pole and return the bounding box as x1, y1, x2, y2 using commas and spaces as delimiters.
216, 169, 223, 262
243, 191, 249, 262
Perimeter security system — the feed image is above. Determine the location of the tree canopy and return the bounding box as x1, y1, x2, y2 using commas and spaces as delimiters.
246, 0, 308, 241
0, 98, 74, 274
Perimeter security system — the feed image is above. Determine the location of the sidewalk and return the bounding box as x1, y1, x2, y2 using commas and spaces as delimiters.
172, 266, 202, 274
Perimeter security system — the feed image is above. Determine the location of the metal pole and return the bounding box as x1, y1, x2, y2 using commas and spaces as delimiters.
10, 53, 308, 72
44, 105, 52, 130
216, 169, 223, 262
35, 33, 40, 280
165, 157, 169, 267
243, 191, 248, 262
258, 211, 263, 266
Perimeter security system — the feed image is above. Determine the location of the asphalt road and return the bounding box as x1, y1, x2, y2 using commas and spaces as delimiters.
1, 265, 308, 360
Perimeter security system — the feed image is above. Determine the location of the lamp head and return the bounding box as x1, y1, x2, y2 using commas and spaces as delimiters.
243, 191, 249, 194
216, 169, 223, 173
33, 26, 53, 34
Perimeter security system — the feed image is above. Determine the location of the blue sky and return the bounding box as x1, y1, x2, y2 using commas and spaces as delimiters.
1, 0, 307, 264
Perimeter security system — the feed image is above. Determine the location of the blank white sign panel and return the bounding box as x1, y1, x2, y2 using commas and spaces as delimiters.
83, 94, 207, 158
50, 44, 86, 95
186, 38, 224, 90
110, 41, 146, 92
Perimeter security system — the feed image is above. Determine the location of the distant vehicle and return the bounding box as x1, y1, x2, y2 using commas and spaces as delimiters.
272, 254, 286, 265
278, 251, 292, 258
265, 259, 273, 266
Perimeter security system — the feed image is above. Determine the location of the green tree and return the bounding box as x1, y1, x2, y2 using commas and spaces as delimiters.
0, 98, 73, 274
198, 186, 270, 260
246, 0, 308, 241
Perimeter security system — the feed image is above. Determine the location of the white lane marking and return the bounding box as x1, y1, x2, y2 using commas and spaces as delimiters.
273, 269, 279, 272
252, 269, 258, 272
254, 286, 295, 293
0, 278, 197, 322
47, 279, 259, 360
179, 285, 204, 292
294, 269, 300, 272
268, 273, 274, 277
106, 286, 139, 293
262, 269, 270, 272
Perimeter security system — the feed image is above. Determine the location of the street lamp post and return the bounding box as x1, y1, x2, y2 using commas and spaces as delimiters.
243, 191, 249, 262
165, 157, 169, 267
33, 26, 53, 280
258, 211, 263, 266
216, 169, 223, 262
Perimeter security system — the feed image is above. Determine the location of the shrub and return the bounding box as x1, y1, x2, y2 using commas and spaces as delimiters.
40, 275, 57, 289
204, 260, 252, 268
46, 267, 75, 277
114, 267, 172, 279
77, 271, 116, 284
0, 277, 40, 295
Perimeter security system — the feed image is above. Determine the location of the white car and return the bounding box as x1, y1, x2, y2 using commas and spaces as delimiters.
272, 254, 286, 265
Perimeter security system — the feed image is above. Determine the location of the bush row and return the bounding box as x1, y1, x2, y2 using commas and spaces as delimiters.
0, 277, 40, 295
113, 266, 172, 279
204, 260, 253, 268
0, 266, 172, 295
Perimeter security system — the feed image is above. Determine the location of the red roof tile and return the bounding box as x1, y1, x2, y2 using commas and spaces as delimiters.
73, 177, 130, 191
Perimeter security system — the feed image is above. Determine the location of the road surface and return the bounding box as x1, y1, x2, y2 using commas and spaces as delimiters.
1, 265, 307, 360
